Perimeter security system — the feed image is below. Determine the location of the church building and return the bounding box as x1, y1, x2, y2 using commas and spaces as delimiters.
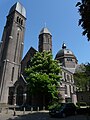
0, 2, 77, 107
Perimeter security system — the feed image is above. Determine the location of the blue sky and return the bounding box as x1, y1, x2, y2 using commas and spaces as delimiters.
0, 0, 90, 64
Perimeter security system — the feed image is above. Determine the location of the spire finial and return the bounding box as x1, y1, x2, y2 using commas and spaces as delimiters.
62, 42, 66, 49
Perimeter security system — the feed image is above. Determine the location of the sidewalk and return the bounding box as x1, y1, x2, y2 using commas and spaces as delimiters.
0, 110, 90, 120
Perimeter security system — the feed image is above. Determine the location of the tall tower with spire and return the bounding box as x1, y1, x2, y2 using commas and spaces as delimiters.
0, 2, 26, 104
38, 27, 52, 52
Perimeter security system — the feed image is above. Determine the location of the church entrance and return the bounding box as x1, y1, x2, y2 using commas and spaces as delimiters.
16, 85, 23, 105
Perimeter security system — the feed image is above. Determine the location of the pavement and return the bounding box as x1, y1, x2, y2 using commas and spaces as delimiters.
0, 109, 90, 120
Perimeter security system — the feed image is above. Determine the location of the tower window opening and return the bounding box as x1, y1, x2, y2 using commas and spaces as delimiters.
17, 16, 19, 22
21, 20, 23, 25
11, 67, 14, 81
19, 18, 21, 24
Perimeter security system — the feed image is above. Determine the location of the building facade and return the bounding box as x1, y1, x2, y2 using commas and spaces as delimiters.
0, 2, 26, 104
55, 43, 78, 104
0, 2, 78, 107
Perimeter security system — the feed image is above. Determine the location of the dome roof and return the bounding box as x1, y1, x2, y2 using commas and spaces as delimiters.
55, 49, 74, 58
55, 43, 75, 59
39, 27, 51, 35
9, 2, 26, 18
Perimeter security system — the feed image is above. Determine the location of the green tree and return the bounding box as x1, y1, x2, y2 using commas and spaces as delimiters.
76, 0, 90, 41
74, 63, 90, 91
24, 51, 62, 105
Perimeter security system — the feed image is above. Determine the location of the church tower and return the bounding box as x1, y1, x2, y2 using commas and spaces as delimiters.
38, 27, 52, 52
0, 2, 26, 104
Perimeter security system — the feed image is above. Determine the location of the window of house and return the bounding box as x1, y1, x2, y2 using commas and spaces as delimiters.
67, 74, 70, 81
67, 58, 72, 61
65, 85, 67, 94
71, 75, 73, 82
64, 72, 66, 81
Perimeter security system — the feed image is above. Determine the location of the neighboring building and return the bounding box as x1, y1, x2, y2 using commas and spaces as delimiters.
76, 91, 90, 105
0, 2, 26, 104
74, 64, 90, 105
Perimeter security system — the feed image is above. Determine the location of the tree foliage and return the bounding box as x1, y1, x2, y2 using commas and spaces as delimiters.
74, 63, 90, 91
24, 51, 62, 102
76, 0, 90, 41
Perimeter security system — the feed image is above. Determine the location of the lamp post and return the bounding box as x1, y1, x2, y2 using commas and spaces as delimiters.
13, 93, 16, 106
23, 93, 27, 114
13, 93, 16, 116
23, 93, 27, 104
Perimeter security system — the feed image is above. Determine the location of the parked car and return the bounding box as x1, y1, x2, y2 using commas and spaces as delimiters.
49, 103, 77, 118
76, 102, 89, 108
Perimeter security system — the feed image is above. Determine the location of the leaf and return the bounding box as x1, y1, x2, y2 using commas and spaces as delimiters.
78, 19, 83, 26
82, 29, 87, 35
76, 2, 81, 7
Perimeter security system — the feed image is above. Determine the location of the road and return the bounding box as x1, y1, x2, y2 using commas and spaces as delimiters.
0, 110, 90, 120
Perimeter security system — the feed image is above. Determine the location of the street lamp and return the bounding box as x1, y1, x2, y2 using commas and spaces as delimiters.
23, 93, 27, 105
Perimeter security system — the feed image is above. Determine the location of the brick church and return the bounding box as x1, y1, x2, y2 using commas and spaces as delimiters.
0, 2, 77, 108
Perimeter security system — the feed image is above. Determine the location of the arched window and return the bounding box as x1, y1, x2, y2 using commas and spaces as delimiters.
11, 67, 14, 81
67, 74, 70, 81
21, 20, 23, 25
64, 72, 66, 81
19, 18, 21, 24
73, 86, 75, 93
17, 16, 19, 22
71, 75, 73, 82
